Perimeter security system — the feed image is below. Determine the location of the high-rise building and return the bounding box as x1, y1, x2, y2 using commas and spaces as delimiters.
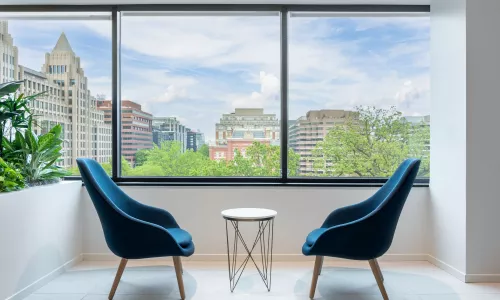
97, 100, 153, 166
152, 117, 188, 152
289, 109, 356, 175
186, 129, 205, 152
2, 21, 113, 168
18, 65, 70, 167
41, 32, 112, 167
0, 22, 18, 84
215, 108, 279, 146
210, 108, 279, 161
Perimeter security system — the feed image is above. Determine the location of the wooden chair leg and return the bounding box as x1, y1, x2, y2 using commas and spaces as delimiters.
374, 258, 384, 282
180, 257, 183, 275
173, 256, 186, 300
109, 258, 128, 300
318, 256, 324, 275
369, 259, 389, 300
309, 256, 322, 299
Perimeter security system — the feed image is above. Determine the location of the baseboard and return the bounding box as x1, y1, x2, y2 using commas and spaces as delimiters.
465, 274, 500, 283
427, 255, 466, 282
6, 254, 83, 300
82, 253, 428, 262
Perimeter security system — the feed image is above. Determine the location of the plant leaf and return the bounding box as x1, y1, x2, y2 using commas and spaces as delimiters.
0, 81, 23, 98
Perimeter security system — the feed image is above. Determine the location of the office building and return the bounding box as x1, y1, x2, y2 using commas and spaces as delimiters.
289, 109, 356, 175
215, 108, 279, 146
210, 108, 279, 160
186, 129, 205, 152
97, 100, 153, 166
10, 24, 112, 167
152, 117, 188, 152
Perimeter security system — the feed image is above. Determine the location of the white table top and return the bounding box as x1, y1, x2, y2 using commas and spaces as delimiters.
221, 208, 277, 221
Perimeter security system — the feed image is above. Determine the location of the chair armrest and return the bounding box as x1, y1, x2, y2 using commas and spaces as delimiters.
105, 213, 187, 258
128, 200, 180, 229
313, 212, 391, 259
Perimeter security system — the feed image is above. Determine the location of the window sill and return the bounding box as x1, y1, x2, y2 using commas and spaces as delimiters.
65, 177, 429, 188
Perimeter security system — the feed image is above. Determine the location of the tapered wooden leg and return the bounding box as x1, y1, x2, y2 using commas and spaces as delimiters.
369, 259, 389, 300
173, 256, 186, 300
309, 256, 322, 299
318, 256, 324, 275
109, 258, 128, 300
374, 258, 384, 282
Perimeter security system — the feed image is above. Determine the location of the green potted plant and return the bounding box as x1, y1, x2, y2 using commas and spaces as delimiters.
3, 123, 69, 186
0, 80, 69, 189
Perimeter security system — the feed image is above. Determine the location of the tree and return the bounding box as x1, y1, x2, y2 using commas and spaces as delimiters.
311, 106, 430, 177
134, 149, 149, 167
229, 142, 300, 177
119, 141, 299, 177
198, 144, 209, 158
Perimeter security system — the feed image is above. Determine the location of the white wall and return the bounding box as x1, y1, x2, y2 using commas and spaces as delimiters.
82, 186, 429, 259
429, 0, 467, 276
465, 0, 500, 276
0, 181, 83, 300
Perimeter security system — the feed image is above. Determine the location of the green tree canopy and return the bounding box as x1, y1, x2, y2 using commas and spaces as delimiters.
198, 144, 209, 158
122, 141, 300, 177
311, 106, 430, 177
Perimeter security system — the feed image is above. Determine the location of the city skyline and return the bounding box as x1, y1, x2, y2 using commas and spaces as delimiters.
6, 14, 430, 142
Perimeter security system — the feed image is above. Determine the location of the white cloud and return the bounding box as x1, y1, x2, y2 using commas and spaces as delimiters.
156, 85, 188, 103
226, 71, 280, 112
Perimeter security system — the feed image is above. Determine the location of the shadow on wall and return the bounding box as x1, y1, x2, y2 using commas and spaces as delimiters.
294, 266, 461, 298
13, 245, 64, 299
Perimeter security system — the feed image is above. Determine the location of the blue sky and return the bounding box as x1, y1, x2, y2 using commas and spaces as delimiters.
7, 15, 429, 142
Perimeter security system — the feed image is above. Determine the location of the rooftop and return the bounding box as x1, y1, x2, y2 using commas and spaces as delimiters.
22, 65, 47, 80
53, 32, 74, 53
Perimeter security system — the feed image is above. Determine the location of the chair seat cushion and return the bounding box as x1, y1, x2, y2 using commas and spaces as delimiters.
306, 228, 328, 247
166, 228, 193, 248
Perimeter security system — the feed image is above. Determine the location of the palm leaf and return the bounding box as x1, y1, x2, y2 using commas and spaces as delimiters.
24, 130, 38, 153
0, 81, 23, 98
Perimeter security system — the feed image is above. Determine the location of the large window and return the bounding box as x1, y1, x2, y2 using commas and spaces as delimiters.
289, 13, 430, 178
119, 12, 281, 177
0, 5, 430, 185
0, 12, 112, 173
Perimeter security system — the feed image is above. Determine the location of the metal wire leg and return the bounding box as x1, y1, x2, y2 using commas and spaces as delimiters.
224, 218, 275, 292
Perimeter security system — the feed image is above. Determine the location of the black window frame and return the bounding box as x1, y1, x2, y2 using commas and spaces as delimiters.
2, 4, 430, 187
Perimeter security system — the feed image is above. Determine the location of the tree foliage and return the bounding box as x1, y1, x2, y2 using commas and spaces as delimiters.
311, 106, 430, 177
75, 141, 301, 177
198, 144, 209, 158
123, 141, 300, 177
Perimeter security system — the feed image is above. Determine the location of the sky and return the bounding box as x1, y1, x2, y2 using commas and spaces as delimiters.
7, 13, 430, 142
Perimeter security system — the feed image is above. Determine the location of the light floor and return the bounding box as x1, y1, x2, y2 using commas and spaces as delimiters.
24, 260, 500, 300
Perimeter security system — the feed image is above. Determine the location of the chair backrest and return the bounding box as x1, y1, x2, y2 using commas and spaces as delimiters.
363, 158, 421, 255
77, 158, 138, 256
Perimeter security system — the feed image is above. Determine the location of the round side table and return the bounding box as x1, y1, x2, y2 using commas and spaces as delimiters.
221, 208, 277, 292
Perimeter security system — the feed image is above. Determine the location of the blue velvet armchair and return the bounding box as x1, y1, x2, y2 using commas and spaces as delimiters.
77, 158, 194, 300
303, 158, 421, 300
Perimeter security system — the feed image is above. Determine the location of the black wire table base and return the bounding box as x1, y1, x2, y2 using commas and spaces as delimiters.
224, 218, 275, 292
